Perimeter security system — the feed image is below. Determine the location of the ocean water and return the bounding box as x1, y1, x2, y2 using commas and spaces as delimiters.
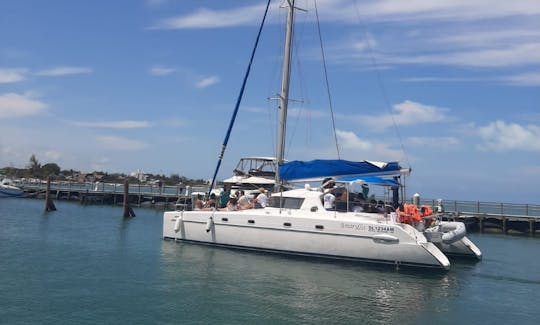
1, 198, 539, 325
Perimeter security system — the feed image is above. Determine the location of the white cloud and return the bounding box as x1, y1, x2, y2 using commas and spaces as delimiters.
354, 0, 540, 23
337, 130, 374, 151
242, 106, 266, 114
151, 1, 540, 30
306, 1, 540, 70
504, 72, 540, 86
354, 100, 450, 130
392, 43, 540, 68
336, 129, 402, 160
69, 120, 151, 129
400, 77, 483, 83
151, 4, 267, 29
478, 120, 540, 152
44, 150, 62, 161
149, 66, 176, 76
288, 107, 327, 119
402, 73, 540, 86
195, 76, 220, 88
0, 93, 48, 118
90, 157, 110, 172
36, 66, 93, 77
0, 68, 28, 83
436, 29, 540, 49
162, 119, 187, 127
407, 136, 459, 147
96, 136, 147, 151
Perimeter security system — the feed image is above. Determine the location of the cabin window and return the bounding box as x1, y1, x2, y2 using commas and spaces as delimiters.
315, 225, 324, 230
267, 197, 304, 209
221, 217, 229, 222
248, 219, 255, 224
283, 222, 292, 227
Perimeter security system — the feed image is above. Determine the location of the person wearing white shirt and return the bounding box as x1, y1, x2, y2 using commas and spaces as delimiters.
323, 189, 335, 210
254, 188, 268, 208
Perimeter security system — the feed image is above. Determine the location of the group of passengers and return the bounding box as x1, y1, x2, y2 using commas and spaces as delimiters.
194, 187, 268, 211
322, 178, 388, 213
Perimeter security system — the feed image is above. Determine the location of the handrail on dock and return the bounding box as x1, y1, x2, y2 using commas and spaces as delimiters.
416, 198, 540, 219
15, 180, 209, 197
13, 180, 540, 220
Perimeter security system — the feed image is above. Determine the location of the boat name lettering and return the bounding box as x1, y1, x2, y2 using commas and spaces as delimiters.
368, 225, 394, 233
341, 223, 366, 231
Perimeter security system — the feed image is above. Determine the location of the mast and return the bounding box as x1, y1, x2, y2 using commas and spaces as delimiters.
275, 0, 295, 191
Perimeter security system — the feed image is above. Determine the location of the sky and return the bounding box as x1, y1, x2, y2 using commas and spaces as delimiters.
1, 0, 539, 203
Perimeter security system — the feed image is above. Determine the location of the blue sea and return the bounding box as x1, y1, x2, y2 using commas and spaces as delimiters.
1, 198, 539, 324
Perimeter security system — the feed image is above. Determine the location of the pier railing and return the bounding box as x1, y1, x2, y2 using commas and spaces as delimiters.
417, 198, 540, 219
14, 180, 209, 197
13, 180, 540, 218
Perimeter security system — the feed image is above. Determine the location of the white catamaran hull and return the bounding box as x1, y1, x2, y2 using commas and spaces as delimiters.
163, 210, 450, 269
435, 236, 482, 260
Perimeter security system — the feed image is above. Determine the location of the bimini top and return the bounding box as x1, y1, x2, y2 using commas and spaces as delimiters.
279, 159, 402, 181
336, 175, 400, 187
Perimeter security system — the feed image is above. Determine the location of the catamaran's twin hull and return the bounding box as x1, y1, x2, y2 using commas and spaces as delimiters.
435, 236, 482, 260
163, 210, 450, 269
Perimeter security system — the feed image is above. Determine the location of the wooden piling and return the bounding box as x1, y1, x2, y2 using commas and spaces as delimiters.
122, 180, 135, 218
479, 216, 484, 233
44, 177, 57, 212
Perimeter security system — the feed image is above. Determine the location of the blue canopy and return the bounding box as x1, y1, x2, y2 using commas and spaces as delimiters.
279, 159, 402, 181
336, 175, 400, 187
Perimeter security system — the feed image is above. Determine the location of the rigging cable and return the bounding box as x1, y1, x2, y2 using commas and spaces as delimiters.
314, 0, 341, 159
352, 0, 411, 169
206, 0, 272, 197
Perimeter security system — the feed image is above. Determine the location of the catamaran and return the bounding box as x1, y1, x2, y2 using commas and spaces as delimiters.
163, 0, 481, 269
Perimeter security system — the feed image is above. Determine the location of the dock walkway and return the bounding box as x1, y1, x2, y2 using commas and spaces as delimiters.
14, 180, 540, 235
418, 198, 540, 235
17, 180, 203, 209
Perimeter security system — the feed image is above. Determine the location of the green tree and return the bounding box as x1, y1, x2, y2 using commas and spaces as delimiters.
41, 163, 61, 176
27, 154, 41, 178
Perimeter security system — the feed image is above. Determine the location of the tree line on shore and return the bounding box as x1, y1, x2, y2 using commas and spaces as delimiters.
0, 154, 206, 186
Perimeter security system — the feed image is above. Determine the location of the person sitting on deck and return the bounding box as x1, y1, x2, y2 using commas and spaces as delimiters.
237, 190, 251, 210
253, 188, 268, 208
323, 188, 336, 210
194, 194, 204, 210
202, 193, 217, 210
221, 193, 238, 211
219, 185, 231, 209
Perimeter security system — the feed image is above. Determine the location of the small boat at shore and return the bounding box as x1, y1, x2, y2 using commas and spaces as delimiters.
0, 179, 24, 198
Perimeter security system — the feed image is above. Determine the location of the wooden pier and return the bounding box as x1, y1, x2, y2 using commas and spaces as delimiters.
418, 198, 540, 235
13, 180, 540, 235
18, 180, 199, 210
439, 212, 539, 235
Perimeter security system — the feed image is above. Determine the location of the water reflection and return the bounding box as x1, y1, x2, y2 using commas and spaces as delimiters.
159, 242, 457, 324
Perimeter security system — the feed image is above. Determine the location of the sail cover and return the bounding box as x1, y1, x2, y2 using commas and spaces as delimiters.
279, 159, 401, 181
